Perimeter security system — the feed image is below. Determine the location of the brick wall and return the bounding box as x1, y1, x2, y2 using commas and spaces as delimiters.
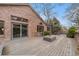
0, 4, 47, 41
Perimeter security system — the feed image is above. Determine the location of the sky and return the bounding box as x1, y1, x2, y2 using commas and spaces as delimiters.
31, 3, 73, 28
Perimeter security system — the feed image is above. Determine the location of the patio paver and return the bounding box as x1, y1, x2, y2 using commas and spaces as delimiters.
1, 35, 75, 56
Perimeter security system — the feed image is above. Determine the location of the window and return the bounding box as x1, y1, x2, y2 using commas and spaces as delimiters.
22, 18, 28, 22
0, 21, 4, 35
37, 25, 44, 32
11, 15, 28, 22
11, 15, 17, 21
17, 17, 22, 21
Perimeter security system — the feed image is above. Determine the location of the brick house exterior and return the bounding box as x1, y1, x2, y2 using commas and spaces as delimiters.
0, 4, 47, 41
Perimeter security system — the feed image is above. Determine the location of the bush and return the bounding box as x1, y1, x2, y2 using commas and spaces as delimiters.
67, 26, 76, 38
43, 31, 50, 36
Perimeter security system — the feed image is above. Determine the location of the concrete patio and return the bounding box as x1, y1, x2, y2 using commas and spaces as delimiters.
0, 35, 76, 56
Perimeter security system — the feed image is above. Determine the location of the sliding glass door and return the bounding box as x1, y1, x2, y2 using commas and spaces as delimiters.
12, 23, 28, 38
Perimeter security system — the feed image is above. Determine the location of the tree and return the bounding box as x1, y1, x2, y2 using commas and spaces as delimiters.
31, 3, 56, 22
67, 26, 76, 38
52, 17, 61, 34
31, 4, 63, 35
31, 3, 56, 34
66, 4, 79, 26
47, 17, 61, 34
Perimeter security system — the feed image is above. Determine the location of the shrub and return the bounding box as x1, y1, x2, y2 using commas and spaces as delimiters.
43, 31, 50, 36
67, 26, 76, 38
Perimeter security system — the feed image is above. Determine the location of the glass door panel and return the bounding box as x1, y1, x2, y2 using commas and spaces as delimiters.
22, 24, 28, 37
13, 24, 20, 38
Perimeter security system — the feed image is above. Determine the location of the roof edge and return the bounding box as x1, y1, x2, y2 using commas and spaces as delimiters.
28, 5, 47, 26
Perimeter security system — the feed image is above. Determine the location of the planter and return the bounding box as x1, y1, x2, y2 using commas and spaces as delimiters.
43, 36, 56, 42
